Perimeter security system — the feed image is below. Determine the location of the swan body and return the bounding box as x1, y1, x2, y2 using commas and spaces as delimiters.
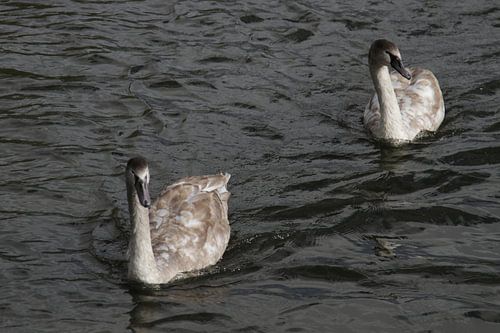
364, 39, 445, 144
125, 157, 231, 285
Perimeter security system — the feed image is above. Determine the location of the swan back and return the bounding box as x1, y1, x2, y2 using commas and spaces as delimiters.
149, 173, 231, 281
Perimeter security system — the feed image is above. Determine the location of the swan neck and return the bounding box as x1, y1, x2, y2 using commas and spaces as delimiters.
370, 64, 405, 139
126, 181, 159, 284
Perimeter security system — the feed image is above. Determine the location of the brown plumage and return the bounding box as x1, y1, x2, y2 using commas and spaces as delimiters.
364, 39, 445, 143
149, 174, 231, 279
125, 157, 231, 284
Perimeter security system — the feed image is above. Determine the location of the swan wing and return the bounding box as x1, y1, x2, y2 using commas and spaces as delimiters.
148, 173, 231, 278
394, 68, 445, 136
364, 67, 445, 140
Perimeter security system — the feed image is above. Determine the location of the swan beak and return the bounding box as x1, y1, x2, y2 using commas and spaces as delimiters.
390, 57, 412, 80
135, 180, 151, 208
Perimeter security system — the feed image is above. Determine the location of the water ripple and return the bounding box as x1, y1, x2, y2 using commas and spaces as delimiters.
1, 0, 500, 332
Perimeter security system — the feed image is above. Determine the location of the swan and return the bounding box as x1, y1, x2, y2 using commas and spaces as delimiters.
364, 39, 445, 144
125, 157, 231, 284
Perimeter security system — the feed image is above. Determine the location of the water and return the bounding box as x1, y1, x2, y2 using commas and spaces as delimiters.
1, 0, 500, 331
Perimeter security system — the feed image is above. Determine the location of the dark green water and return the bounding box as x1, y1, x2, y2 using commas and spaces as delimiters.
1, 0, 499, 332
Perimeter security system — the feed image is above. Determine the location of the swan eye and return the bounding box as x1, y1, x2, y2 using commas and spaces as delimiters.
130, 170, 141, 184
387, 52, 401, 65
130, 168, 148, 185
385, 51, 398, 60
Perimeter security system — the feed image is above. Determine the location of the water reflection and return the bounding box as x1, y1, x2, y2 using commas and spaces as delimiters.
129, 280, 233, 331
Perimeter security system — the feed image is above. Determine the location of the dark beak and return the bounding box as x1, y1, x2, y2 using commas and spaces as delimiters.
390, 56, 412, 80
135, 179, 151, 208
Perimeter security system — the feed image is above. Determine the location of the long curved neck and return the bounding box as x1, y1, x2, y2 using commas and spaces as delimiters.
370, 64, 405, 140
127, 182, 159, 284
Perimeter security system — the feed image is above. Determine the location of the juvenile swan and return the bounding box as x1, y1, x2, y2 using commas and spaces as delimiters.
364, 39, 445, 144
125, 157, 231, 284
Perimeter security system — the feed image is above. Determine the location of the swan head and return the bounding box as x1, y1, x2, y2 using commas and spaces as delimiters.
126, 157, 151, 208
369, 39, 411, 80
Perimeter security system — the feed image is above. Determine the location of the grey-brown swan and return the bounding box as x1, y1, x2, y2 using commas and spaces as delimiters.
364, 39, 445, 144
125, 157, 231, 284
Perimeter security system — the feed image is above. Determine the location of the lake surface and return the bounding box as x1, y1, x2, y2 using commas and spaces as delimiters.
1, 0, 500, 332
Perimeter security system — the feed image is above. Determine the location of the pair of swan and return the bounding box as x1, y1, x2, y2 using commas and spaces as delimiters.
124, 39, 445, 285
